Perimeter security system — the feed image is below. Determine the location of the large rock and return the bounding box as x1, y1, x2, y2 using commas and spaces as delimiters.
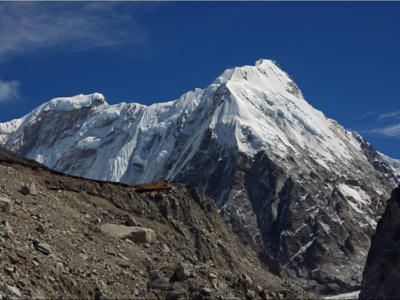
175, 263, 190, 280
125, 216, 137, 226
28, 182, 37, 195
35, 243, 52, 255
21, 182, 37, 195
100, 224, 156, 243
2, 284, 22, 298
0, 197, 12, 213
360, 185, 400, 299
147, 270, 171, 291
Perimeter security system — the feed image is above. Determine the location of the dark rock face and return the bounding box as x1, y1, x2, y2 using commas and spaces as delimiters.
168, 125, 394, 296
360, 185, 400, 299
352, 132, 399, 187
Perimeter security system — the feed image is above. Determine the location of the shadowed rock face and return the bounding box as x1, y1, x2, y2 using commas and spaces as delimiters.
360, 185, 400, 299
170, 131, 393, 296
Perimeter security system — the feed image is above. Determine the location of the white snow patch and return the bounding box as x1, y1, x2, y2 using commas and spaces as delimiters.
283, 237, 316, 268
324, 290, 360, 299
299, 194, 308, 201
365, 216, 377, 228
305, 205, 316, 212
309, 208, 319, 219
338, 183, 371, 213
35, 154, 44, 164
318, 220, 331, 233
77, 136, 101, 150
347, 200, 364, 214
293, 224, 307, 236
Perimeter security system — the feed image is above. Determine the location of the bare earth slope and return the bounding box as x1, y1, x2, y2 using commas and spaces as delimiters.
0, 146, 312, 300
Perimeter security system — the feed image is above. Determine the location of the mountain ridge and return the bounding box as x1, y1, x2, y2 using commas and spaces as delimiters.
1, 59, 398, 295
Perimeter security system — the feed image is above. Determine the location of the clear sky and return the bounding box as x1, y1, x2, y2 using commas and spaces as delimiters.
0, 2, 399, 159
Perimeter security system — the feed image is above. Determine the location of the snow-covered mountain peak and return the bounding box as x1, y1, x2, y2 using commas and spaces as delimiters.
1, 59, 399, 295
211, 59, 303, 101
0, 93, 108, 148
42, 92, 106, 112
0, 59, 378, 180
193, 60, 361, 167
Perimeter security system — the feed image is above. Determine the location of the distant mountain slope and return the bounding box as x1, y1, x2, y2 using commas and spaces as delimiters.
1, 59, 398, 296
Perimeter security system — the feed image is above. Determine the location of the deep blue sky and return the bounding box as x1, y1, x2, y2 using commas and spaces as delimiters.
0, 2, 399, 159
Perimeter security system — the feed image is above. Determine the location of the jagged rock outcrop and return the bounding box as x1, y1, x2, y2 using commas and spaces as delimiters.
1, 59, 399, 296
359, 185, 400, 299
0, 145, 312, 299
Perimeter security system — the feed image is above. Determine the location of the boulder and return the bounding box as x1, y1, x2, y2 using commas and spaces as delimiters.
175, 263, 190, 280
161, 243, 170, 253
107, 246, 118, 256
126, 216, 137, 226
166, 291, 188, 300
245, 290, 257, 299
95, 291, 109, 300
90, 218, 101, 225
28, 182, 37, 195
1, 221, 11, 231
36, 225, 45, 234
0, 197, 12, 213
100, 224, 156, 243
2, 284, 21, 298
79, 253, 88, 261
21, 182, 37, 195
147, 270, 171, 291
0, 228, 13, 239
35, 243, 52, 255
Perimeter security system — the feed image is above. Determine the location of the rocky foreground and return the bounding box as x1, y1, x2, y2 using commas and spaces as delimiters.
359, 185, 400, 299
0, 146, 312, 300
